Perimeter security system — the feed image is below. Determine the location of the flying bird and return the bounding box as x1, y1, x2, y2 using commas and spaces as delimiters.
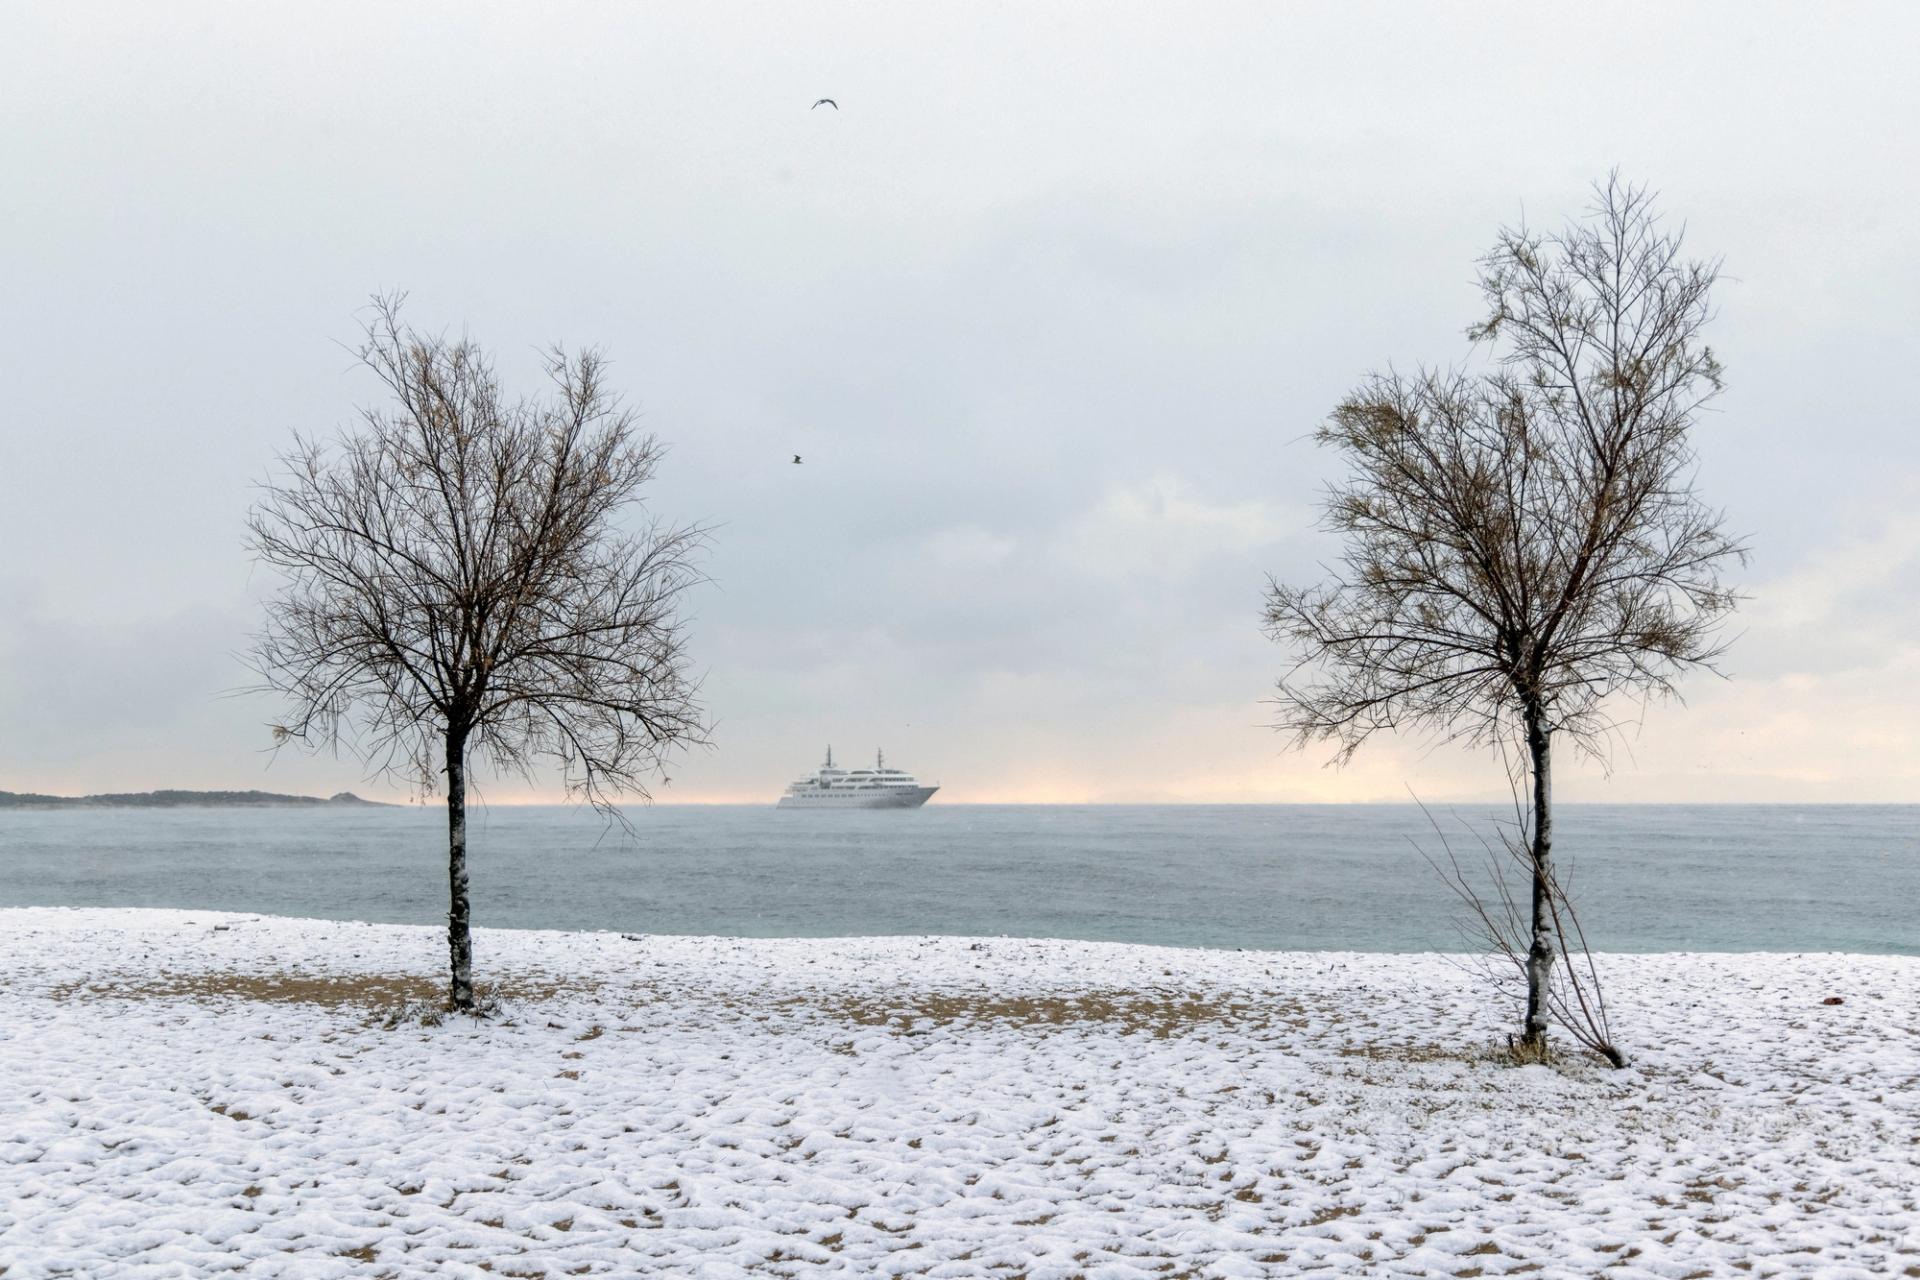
792, 454, 803, 464
811, 98, 837, 110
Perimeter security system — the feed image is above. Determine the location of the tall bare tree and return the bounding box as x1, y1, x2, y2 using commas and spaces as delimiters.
249, 296, 707, 1010
1264, 177, 1743, 1059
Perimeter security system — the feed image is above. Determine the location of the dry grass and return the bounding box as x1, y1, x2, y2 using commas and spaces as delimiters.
1502, 1036, 1555, 1067
54, 971, 593, 1008
50, 968, 1301, 1038
817, 990, 1298, 1038
1334, 1042, 1470, 1065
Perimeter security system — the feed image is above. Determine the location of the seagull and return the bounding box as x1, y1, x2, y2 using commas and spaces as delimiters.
811, 98, 837, 110
792, 454, 803, 464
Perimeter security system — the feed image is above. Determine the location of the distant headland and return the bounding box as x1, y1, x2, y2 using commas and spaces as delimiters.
0, 790, 389, 810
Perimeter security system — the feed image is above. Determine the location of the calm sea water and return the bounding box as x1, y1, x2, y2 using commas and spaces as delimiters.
0, 804, 1913, 953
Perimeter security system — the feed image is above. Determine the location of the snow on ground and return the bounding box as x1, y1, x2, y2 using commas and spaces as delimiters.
1, 909, 1916, 1279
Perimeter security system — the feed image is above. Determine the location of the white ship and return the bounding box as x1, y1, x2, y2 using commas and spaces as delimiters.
777, 747, 938, 808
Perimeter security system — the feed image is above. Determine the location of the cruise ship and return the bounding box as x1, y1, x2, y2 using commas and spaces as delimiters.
777, 747, 938, 808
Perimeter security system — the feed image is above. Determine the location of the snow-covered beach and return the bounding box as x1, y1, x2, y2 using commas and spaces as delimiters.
2, 909, 1915, 1278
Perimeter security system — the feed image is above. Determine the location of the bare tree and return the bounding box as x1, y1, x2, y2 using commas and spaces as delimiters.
1264, 176, 1743, 1059
248, 295, 707, 1011
1415, 787, 1626, 1066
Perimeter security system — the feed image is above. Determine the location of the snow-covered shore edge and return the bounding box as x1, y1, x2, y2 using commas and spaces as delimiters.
4, 908, 1917, 1278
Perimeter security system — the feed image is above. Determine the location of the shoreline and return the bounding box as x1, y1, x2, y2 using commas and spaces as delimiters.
0, 904, 1901, 959
11, 799, 1920, 808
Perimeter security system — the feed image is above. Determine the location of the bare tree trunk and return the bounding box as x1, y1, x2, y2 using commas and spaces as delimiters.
1521, 709, 1554, 1052
446, 726, 474, 1011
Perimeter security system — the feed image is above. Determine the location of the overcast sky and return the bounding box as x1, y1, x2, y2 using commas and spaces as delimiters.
3, 3, 1917, 803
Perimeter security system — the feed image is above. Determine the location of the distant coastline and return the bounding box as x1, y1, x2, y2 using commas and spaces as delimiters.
0, 789, 388, 810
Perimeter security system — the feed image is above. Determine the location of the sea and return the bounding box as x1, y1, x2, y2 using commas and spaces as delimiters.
0, 804, 1913, 954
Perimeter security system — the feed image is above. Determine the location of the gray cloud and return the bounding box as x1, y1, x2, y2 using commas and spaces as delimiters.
2, 3, 1917, 801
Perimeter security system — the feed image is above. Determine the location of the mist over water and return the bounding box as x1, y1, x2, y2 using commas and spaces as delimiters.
1, 805, 1912, 954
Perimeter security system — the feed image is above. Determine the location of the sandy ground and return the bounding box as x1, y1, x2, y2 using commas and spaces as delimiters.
2, 907, 1916, 1278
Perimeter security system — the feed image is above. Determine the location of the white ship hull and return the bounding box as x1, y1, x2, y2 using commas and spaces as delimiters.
777, 785, 937, 809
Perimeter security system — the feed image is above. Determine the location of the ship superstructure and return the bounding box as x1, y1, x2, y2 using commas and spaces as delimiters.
777, 747, 938, 808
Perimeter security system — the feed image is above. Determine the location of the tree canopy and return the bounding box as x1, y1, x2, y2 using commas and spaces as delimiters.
1267, 177, 1744, 767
